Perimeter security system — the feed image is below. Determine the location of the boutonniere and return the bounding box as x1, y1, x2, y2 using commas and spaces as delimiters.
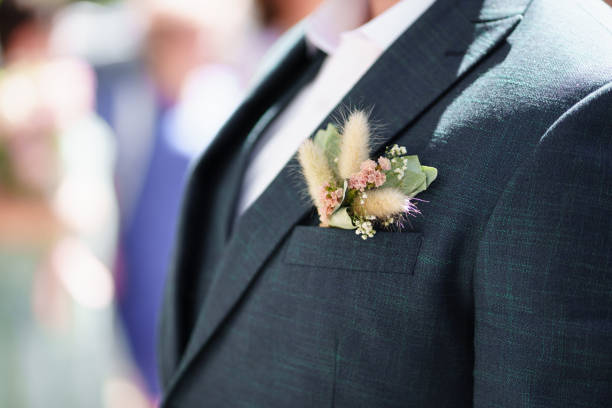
298, 110, 437, 240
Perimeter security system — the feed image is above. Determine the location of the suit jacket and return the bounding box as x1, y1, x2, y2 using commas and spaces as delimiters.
158, 0, 612, 406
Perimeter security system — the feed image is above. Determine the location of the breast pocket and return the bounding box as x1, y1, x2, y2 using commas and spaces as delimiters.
284, 226, 423, 275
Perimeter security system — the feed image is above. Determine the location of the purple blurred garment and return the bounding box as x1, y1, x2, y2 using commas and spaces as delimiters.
96, 61, 193, 396
96, 57, 245, 398
118, 105, 191, 396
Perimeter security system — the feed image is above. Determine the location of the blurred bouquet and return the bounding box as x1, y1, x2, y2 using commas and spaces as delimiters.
0, 56, 118, 271
0, 58, 93, 197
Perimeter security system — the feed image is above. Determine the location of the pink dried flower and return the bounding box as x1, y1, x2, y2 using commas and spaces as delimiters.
360, 159, 377, 172
378, 156, 391, 171
318, 183, 344, 223
348, 174, 367, 191
348, 159, 387, 191
372, 170, 386, 187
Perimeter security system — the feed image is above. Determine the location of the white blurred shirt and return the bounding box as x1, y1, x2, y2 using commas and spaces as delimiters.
237, 0, 435, 215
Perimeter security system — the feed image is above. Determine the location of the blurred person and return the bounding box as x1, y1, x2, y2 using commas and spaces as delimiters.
0, 0, 124, 406
236, 0, 324, 79
159, 0, 612, 407
256, 0, 324, 32
0, 0, 50, 64
143, 3, 205, 104
91, 0, 250, 399
169, 0, 324, 169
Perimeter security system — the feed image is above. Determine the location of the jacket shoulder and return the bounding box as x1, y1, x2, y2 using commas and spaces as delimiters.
513, 0, 612, 87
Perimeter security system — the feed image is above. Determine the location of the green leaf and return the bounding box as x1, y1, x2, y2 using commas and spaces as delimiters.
422, 165, 438, 187
328, 207, 356, 229
314, 123, 341, 176
382, 155, 438, 197
402, 172, 427, 196
403, 155, 423, 173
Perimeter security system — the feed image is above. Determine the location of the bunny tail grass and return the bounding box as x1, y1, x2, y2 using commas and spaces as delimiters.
337, 110, 370, 179
353, 188, 408, 218
298, 139, 335, 210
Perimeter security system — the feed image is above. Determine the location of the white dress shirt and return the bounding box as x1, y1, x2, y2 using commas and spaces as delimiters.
237, 0, 436, 215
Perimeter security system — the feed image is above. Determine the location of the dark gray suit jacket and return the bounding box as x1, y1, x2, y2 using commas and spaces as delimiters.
159, 0, 612, 406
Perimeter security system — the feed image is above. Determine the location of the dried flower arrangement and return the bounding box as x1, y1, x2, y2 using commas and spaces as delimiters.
298, 111, 437, 239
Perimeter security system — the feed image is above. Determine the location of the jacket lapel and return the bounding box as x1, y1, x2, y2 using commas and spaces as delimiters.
215, 36, 325, 245
160, 29, 320, 387
225, 49, 327, 238
165, 0, 530, 399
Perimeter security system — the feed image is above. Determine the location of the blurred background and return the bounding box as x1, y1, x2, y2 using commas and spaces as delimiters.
0, 0, 321, 406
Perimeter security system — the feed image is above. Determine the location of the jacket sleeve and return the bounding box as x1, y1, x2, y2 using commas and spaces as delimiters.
473, 82, 612, 407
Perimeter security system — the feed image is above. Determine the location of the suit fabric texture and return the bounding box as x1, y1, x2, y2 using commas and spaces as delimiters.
158, 0, 612, 406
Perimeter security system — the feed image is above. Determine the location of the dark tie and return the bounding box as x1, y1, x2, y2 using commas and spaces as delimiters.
226, 48, 327, 238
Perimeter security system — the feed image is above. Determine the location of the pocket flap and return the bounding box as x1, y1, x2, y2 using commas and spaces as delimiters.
284, 226, 423, 275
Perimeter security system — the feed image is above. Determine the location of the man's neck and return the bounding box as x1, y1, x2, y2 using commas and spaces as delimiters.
368, 0, 401, 19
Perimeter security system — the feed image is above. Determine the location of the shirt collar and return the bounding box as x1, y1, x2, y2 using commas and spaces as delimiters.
305, 0, 437, 55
